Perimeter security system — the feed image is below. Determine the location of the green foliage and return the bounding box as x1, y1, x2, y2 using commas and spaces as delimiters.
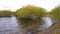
16, 5, 47, 18
49, 6, 60, 20
0, 10, 13, 16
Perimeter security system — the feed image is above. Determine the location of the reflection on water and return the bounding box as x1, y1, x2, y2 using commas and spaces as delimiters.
41, 17, 52, 29
0, 16, 53, 34
19, 17, 53, 34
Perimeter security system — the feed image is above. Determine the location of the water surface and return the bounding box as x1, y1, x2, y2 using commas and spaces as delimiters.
0, 16, 53, 34
0, 16, 21, 34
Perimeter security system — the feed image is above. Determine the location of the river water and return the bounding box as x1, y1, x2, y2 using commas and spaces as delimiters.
0, 16, 53, 34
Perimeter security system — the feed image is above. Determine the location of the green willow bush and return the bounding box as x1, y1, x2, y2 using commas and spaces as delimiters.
16, 5, 47, 18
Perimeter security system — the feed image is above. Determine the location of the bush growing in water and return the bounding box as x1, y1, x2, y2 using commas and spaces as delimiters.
16, 5, 47, 18
15, 5, 47, 27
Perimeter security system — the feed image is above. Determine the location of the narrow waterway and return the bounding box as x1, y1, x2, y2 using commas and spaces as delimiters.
0, 16, 54, 34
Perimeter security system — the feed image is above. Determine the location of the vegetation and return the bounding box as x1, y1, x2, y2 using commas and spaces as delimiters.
16, 5, 47, 18
0, 5, 47, 18
49, 6, 60, 22
0, 10, 14, 17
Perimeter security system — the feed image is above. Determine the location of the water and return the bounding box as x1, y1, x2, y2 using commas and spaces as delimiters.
0, 16, 21, 34
41, 17, 52, 29
25, 17, 53, 34
0, 16, 53, 34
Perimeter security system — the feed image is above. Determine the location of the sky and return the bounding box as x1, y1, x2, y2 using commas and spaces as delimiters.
0, 0, 60, 11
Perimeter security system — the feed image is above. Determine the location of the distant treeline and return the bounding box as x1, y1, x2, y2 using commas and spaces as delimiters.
0, 10, 15, 17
